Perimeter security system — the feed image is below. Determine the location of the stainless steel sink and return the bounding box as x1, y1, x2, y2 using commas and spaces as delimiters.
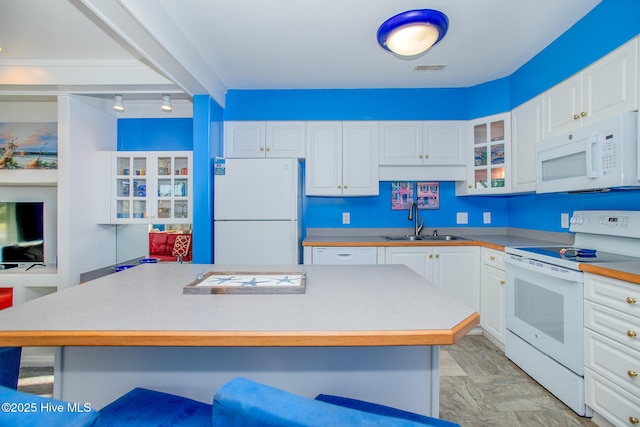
382, 235, 469, 241
419, 235, 469, 241
382, 235, 422, 241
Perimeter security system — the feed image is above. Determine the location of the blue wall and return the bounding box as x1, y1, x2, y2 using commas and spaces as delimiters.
117, 118, 192, 150
305, 182, 509, 229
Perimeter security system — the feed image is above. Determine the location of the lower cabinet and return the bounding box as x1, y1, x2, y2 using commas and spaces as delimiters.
584, 273, 640, 426
480, 248, 506, 347
384, 246, 480, 313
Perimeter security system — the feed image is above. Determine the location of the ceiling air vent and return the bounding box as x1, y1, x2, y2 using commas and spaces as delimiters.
413, 65, 447, 71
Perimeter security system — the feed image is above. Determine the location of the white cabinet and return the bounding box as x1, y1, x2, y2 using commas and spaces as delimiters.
384, 246, 480, 312
310, 247, 379, 265
510, 96, 541, 193
305, 121, 379, 196
480, 248, 506, 347
224, 121, 305, 158
423, 121, 466, 165
101, 151, 192, 224
584, 272, 640, 426
379, 121, 465, 166
543, 37, 638, 140
456, 112, 511, 195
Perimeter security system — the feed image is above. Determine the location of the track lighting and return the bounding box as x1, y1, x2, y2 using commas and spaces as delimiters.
161, 94, 173, 112
113, 95, 125, 112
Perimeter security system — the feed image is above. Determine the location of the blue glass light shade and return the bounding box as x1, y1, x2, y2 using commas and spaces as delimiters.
377, 9, 449, 56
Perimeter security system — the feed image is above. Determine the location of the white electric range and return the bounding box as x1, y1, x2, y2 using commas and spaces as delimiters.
504, 210, 640, 416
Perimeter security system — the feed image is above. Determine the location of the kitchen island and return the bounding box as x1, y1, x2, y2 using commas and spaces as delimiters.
0, 264, 478, 416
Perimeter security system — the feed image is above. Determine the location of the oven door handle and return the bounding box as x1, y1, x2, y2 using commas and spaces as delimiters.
505, 255, 583, 282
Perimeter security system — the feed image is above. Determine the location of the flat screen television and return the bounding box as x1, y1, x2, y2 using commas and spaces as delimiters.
0, 202, 44, 267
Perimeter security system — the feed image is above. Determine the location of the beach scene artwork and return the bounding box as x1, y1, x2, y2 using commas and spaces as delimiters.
0, 122, 57, 169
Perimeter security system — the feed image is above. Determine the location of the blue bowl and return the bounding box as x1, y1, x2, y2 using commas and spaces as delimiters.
139, 258, 160, 264
115, 265, 136, 272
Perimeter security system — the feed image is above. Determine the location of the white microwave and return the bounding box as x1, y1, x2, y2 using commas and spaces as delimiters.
536, 112, 639, 193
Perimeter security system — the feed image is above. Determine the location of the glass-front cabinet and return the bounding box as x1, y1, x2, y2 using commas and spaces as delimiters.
456, 113, 511, 195
106, 151, 192, 224
155, 155, 191, 221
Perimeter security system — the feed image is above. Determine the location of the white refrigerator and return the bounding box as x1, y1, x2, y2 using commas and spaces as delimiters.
214, 158, 302, 264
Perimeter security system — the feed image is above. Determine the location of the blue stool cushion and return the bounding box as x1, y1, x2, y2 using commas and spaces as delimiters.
0, 347, 22, 389
99, 387, 212, 426
315, 394, 460, 426
212, 377, 450, 426
0, 385, 100, 427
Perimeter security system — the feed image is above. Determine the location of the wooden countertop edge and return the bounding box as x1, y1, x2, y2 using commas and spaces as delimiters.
0, 313, 479, 347
303, 240, 505, 250
579, 264, 640, 285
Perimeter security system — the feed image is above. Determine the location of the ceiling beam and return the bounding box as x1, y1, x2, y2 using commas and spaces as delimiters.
80, 0, 227, 106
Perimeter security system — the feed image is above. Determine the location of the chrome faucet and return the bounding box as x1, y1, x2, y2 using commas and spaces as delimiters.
408, 202, 424, 236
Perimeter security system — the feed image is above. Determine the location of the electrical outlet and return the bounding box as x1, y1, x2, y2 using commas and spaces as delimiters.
483, 212, 491, 224
561, 213, 570, 228
456, 212, 468, 224
342, 212, 350, 225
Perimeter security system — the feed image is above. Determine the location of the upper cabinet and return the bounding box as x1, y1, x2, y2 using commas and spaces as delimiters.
224, 121, 305, 158
99, 151, 193, 224
305, 121, 379, 196
456, 112, 511, 195
543, 37, 638, 140
511, 96, 542, 194
379, 121, 465, 166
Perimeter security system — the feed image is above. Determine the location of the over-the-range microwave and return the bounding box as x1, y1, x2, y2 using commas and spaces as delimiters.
536, 111, 639, 193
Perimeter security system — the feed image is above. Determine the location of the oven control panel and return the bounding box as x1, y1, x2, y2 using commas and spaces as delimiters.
570, 210, 640, 238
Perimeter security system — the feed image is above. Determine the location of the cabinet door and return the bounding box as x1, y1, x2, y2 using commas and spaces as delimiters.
511, 96, 541, 193
224, 121, 266, 158
481, 264, 506, 345
543, 74, 582, 140
423, 121, 465, 165
342, 122, 379, 196
384, 247, 433, 280
152, 152, 192, 223
434, 246, 480, 312
379, 121, 423, 165
266, 121, 305, 158
583, 37, 638, 127
305, 122, 343, 196
112, 153, 150, 223
457, 113, 511, 195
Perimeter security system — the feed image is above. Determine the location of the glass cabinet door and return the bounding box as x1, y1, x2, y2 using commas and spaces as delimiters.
466, 113, 510, 194
114, 155, 148, 220
153, 154, 191, 223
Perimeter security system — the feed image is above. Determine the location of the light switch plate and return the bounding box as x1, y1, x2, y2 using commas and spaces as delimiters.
342, 212, 350, 225
456, 212, 468, 224
483, 212, 491, 224
561, 213, 569, 228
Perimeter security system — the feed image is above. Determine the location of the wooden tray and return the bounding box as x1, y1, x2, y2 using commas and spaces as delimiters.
183, 271, 306, 295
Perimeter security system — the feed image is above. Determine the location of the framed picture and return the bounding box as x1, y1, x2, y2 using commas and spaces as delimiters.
417, 182, 440, 209
0, 122, 57, 169
391, 182, 414, 210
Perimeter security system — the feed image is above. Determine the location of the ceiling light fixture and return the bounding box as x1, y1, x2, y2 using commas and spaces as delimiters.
377, 9, 449, 57
113, 94, 125, 112
161, 94, 172, 112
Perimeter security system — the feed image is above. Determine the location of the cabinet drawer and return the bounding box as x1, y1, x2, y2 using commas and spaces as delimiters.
482, 248, 505, 270
585, 329, 640, 397
585, 301, 640, 352
586, 368, 640, 427
585, 273, 640, 318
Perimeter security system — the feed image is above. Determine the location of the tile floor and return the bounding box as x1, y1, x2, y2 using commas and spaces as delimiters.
440, 335, 596, 426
